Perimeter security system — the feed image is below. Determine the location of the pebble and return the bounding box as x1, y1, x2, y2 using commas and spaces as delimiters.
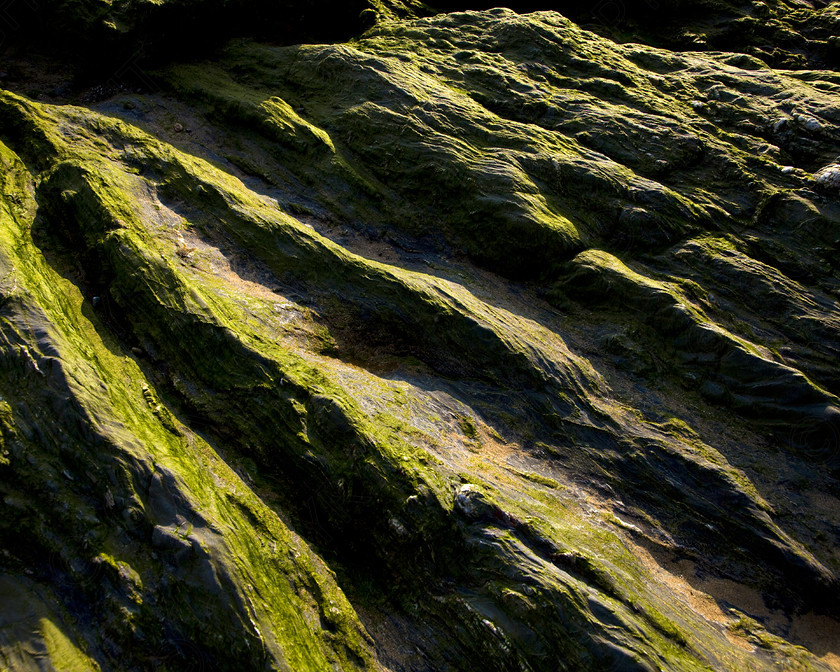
772, 118, 787, 133
780, 166, 795, 174
173, 122, 184, 133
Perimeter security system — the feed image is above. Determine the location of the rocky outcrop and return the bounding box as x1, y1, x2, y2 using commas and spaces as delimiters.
0, 5, 838, 672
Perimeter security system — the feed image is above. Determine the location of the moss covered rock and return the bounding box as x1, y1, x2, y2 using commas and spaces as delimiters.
0, 5, 839, 672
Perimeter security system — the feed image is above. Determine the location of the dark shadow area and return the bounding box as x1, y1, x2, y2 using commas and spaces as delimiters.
0, 0, 379, 94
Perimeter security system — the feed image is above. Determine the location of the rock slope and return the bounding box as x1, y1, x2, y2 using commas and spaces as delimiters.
0, 6, 839, 672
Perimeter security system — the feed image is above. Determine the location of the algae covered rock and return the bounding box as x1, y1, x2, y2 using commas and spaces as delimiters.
0, 4, 839, 672
431, 0, 840, 69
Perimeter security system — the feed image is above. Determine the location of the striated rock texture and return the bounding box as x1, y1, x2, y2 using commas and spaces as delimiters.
1, 5, 840, 672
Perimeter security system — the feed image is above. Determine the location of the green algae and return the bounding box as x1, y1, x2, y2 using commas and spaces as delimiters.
0, 133, 380, 670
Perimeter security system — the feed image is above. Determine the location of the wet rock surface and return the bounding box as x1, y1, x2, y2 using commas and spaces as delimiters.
0, 4, 839, 672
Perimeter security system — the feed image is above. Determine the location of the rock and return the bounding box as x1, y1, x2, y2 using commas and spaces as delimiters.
454, 484, 482, 519
0, 7, 839, 672
814, 164, 840, 191
454, 485, 519, 527
795, 114, 822, 132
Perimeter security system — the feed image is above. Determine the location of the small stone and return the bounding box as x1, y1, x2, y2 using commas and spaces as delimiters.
131, 347, 144, 357
780, 166, 795, 174
173, 122, 184, 133
92, 296, 101, 307
772, 118, 787, 133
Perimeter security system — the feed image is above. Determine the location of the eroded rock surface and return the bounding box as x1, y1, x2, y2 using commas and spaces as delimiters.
0, 5, 838, 672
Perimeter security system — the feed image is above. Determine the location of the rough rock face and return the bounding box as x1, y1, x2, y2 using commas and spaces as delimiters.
0, 5, 839, 672
433, 0, 840, 69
